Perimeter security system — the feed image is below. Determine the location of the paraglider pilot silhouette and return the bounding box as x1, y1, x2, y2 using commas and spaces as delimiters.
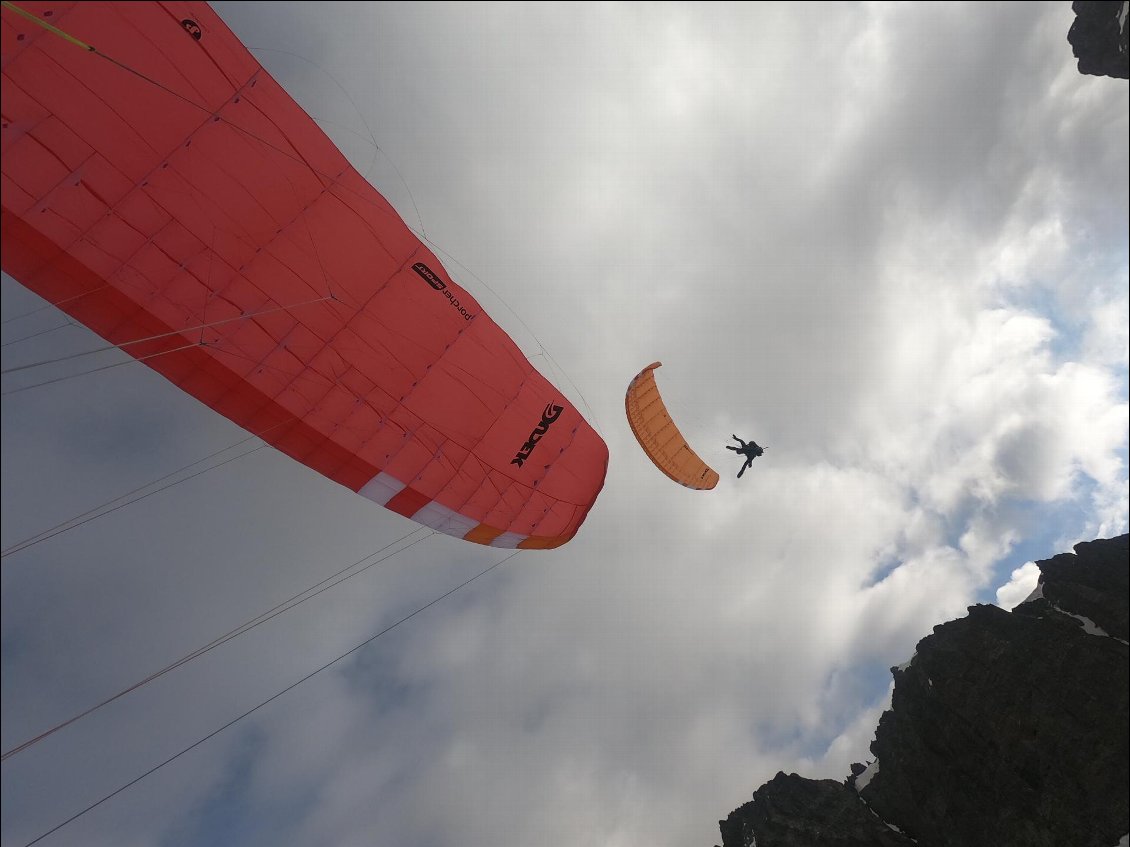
726, 435, 765, 478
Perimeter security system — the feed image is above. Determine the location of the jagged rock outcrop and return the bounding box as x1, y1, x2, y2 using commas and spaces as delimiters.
716, 534, 1129, 847
718, 773, 915, 847
1068, 0, 1130, 79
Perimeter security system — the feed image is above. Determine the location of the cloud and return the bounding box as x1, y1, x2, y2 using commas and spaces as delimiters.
996, 561, 1042, 610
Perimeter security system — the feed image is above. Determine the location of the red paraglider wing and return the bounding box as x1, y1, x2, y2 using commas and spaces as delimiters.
1, 1, 607, 548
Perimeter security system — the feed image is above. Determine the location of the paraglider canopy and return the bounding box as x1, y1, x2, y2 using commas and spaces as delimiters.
0, 0, 608, 549
624, 362, 719, 490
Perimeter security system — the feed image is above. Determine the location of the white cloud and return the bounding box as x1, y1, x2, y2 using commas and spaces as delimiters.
995, 561, 1042, 610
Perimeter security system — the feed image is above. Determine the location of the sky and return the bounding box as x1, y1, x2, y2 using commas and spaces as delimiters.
1, 2, 1127, 846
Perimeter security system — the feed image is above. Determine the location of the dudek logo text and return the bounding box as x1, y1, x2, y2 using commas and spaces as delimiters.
412, 262, 475, 321
511, 403, 564, 468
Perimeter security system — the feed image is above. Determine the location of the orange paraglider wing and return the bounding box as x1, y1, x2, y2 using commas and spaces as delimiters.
624, 362, 718, 490
0, 1, 606, 548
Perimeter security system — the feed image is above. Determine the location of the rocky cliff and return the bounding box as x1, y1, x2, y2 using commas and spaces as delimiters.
716, 534, 1129, 847
1068, 0, 1129, 79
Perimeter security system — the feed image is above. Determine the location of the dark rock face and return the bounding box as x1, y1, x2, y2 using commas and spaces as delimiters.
718, 773, 916, 847
716, 535, 1129, 847
1068, 0, 1130, 79
1022, 535, 1130, 641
